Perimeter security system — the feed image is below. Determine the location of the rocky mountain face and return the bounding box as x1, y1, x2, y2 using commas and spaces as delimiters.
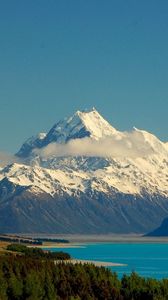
0, 108, 168, 234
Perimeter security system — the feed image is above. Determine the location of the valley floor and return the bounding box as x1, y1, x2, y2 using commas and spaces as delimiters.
21, 233, 168, 244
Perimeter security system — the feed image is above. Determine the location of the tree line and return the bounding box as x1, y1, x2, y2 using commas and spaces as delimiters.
0, 235, 69, 245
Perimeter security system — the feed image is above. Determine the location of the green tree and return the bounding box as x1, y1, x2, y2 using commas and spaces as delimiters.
0, 269, 8, 300
43, 270, 56, 300
7, 272, 23, 300
24, 270, 44, 300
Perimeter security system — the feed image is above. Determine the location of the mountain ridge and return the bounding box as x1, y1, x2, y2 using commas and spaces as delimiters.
146, 217, 168, 237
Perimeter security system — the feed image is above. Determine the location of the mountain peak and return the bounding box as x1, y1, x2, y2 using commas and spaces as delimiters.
75, 107, 97, 115
42, 108, 117, 146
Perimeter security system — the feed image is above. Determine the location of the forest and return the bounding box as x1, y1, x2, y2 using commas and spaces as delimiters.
0, 252, 168, 300
6, 244, 70, 260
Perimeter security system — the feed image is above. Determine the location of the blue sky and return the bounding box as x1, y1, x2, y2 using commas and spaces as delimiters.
0, 0, 168, 152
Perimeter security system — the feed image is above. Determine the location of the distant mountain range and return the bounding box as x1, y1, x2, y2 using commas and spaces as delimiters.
146, 217, 168, 236
0, 108, 168, 234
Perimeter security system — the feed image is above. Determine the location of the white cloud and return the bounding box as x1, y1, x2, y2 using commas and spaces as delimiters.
0, 152, 20, 167
34, 132, 153, 159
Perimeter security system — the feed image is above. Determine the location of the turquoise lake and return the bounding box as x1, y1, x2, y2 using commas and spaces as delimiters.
47, 243, 168, 279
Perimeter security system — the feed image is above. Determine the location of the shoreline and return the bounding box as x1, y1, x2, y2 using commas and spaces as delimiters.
55, 259, 126, 267
27, 234, 168, 246
30, 243, 85, 249
9, 233, 168, 246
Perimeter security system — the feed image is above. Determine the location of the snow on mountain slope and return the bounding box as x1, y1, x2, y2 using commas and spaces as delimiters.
0, 147, 168, 198
132, 127, 167, 155
44, 108, 118, 143
0, 163, 88, 196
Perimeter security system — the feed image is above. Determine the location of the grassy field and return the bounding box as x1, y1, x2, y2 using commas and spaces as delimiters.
0, 241, 10, 252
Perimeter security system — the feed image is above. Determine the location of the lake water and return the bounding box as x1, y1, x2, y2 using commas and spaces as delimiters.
47, 243, 168, 280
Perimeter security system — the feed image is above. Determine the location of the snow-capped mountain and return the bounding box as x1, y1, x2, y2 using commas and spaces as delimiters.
17, 108, 118, 158
0, 108, 168, 234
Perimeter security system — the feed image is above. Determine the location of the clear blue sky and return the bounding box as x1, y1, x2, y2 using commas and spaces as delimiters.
0, 0, 168, 152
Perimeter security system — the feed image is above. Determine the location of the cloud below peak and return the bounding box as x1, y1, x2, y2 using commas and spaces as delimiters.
0, 152, 20, 167
33, 133, 154, 159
